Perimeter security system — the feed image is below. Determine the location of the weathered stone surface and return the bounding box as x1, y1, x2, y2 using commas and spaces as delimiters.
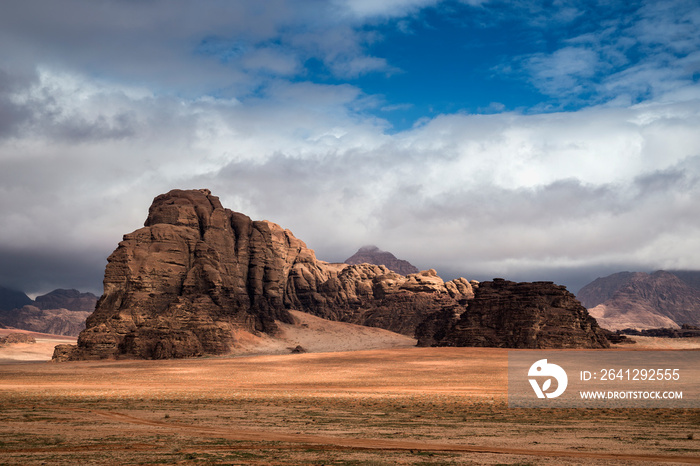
418, 279, 609, 349
344, 245, 419, 275
63, 189, 324, 360
284, 262, 473, 337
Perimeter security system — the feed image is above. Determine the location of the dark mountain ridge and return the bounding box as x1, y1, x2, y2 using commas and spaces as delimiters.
0, 288, 98, 336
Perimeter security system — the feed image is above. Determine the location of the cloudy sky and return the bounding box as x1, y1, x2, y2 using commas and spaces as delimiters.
1, 0, 699, 296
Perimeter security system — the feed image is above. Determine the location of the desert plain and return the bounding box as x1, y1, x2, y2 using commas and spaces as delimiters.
1, 323, 699, 465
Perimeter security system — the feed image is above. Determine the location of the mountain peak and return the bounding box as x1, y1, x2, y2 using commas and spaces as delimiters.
345, 246, 419, 276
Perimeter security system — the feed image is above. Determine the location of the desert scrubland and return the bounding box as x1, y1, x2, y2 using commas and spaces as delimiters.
1, 340, 699, 465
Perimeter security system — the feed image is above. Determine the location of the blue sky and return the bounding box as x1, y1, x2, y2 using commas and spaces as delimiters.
1, 0, 699, 295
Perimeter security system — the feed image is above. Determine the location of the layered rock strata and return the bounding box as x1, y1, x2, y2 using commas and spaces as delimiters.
417, 278, 610, 349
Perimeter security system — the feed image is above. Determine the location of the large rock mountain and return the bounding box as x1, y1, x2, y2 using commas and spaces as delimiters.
55, 189, 475, 360
0, 289, 97, 336
54, 189, 612, 360
344, 245, 419, 275
416, 279, 609, 349
578, 271, 700, 330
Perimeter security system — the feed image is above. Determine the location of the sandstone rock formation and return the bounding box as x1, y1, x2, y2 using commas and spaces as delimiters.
344, 245, 419, 275
579, 271, 700, 330
56, 189, 475, 361
417, 279, 609, 349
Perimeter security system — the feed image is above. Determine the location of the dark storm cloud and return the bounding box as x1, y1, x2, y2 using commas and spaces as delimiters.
0, 69, 35, 138
0, 246, 107, 295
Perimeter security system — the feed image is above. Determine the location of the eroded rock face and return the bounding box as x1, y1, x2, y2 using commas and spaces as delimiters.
418, 279, 609, 349
62, 189, 313, 360
58, 189, 474, 360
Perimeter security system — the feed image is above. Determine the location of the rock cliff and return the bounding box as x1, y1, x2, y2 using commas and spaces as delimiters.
417, 279, 609, 349
55, 189, 474, 360
344, 245, 419, 275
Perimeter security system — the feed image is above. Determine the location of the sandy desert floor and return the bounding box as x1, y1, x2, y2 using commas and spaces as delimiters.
0, 342, 699, 465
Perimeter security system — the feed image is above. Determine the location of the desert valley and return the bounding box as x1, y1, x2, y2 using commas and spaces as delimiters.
1, 189, 699, 465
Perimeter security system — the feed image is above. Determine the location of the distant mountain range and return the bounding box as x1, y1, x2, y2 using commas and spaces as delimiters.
344, 245, 419, 275
578, 270, 700, 330
0, 288, 98, 336
0, 286, 33, 311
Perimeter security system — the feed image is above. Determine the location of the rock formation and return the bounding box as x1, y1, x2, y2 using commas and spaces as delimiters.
417, 279, 609, 349
56, 189, 475, 361
54, 189, 614, 360
578, 271, 700, 330
344, 245, 419, 275
0, 289, 97, 336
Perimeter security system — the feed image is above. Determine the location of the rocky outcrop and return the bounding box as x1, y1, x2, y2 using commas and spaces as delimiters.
56, 189, 475, 361
578, 271, 700, 330
418, 279, 609, 349
345, 245, 419, 275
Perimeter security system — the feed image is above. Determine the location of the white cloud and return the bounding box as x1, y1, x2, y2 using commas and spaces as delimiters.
1, 0, 699, 294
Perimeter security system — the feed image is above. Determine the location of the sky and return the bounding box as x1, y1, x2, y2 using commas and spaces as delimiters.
1, 0, 699, 297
